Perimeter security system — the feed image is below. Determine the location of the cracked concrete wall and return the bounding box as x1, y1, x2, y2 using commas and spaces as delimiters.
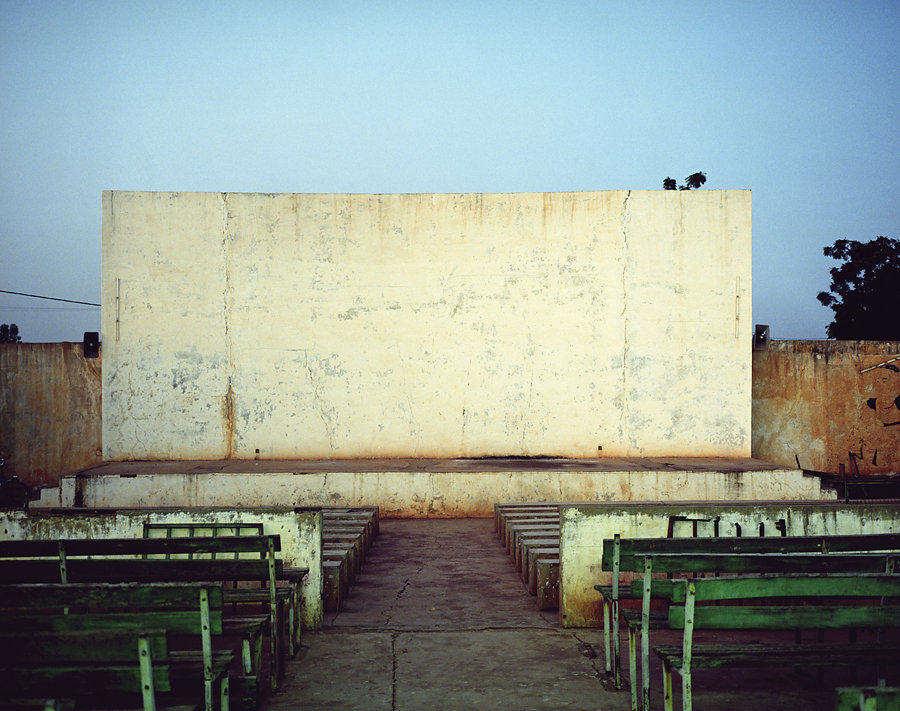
752, 340, 900, 474
101, 190, 751, 460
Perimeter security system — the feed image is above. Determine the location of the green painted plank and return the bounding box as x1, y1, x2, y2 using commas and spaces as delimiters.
0, 535, 280, 557
0, 582, 224, 609
601, 533, 900, 570
668, 604, 900, 630
669, 573, 900, 602
0, 558, 281, 583
2, 610, 224, 635
655, 642, 900, 671
623, 552, 897, 575
1, 665, 172, 694
0, 629, 168, 664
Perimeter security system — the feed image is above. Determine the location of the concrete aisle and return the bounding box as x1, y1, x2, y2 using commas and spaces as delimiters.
263, 519, 837, 711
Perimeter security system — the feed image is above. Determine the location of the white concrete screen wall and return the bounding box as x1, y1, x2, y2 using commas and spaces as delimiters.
101, 191, 752, 460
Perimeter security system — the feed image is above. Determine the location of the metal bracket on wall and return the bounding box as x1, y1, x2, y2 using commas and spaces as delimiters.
860, 355, 900, 374
115, 278, 120, 341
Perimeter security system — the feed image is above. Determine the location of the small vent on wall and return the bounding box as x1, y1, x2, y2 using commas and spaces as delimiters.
83, 332, 100, 358
753, 324, 770, 351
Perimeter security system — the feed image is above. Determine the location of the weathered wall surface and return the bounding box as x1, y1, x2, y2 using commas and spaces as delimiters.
0, 343, 102, 486
102, 190, 752, 460
51, 464, 831, 517
752, 341, 900, 474
0, 506, 324, 629
559, 501, 900, 627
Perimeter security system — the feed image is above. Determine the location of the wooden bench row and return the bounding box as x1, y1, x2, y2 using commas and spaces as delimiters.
320, 507, 379, 612
1, 582, 236, 711
0, 533, 307, 708
597, 533, 900, 711
494, 503, 561, 610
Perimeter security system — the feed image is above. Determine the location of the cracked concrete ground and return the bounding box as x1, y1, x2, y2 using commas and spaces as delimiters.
261, 519, 841, 711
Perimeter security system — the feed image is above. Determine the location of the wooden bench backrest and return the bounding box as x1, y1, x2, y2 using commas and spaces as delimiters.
602, 533, 900, 573
0, 557, 281, 584
0, 534, 280, 558
0, 629, 172, 698
143, 522, 265, 560
668, 573, 900, 630
0, 582, 225, 636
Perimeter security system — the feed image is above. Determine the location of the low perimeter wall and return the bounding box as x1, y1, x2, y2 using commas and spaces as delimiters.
0, 342, 102, 487
0, 506, 324, 630
50, 462, 834, 517
559, 501, 900, 627
753, 340, 900, 474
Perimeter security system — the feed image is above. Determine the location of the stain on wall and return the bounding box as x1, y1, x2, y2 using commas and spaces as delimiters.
0, 343, 102, 486
752, 340, 900, 474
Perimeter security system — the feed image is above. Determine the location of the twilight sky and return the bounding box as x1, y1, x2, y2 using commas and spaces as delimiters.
2, 1, 898, 342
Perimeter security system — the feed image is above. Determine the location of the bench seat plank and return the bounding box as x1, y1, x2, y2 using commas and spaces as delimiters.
654, 642, 900, 671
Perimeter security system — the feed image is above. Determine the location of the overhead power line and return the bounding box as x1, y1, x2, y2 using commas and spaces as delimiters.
0, 289, 100, 307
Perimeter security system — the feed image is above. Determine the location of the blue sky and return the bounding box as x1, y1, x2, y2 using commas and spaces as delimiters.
2, 1, 898, 341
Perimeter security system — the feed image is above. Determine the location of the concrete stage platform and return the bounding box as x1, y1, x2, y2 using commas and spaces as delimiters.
51, 457, 834, 516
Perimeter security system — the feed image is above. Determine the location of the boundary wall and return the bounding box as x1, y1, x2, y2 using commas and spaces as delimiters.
0, 342, 102, 486
753, 340, 900, 474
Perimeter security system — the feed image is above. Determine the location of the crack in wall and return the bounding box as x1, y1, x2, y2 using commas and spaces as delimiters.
303, 352, 337, 452
620, 190, 631, 450
222, 192, 236, 457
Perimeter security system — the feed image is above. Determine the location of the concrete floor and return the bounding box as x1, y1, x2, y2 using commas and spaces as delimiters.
258, 518, 855, 711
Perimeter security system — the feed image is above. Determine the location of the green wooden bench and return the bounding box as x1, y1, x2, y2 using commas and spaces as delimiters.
626, 551, 899, 711
0, 629, 181, 711
0, 535, 305, 694
597, 533, 900, 707
0, 583, 235, 711
142, 524, 307, 662
655, 573, 900, 711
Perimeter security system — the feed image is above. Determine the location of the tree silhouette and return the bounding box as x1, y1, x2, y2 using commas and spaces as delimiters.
0, 323, 22, 343
816, 236, 900, 339
663, 172, 707, 190
684, 172, 707, 189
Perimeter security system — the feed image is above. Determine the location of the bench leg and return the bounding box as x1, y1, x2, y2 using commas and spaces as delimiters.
220, 675, 230, 711
662, 660, 674, 711
241, 638, 253, 676
628, 624, 638, 711
269, 607, 279, 692
137, 633, 157, 711
613, 600, 622, 690
253, 634, 263, 685
285, 595, 296, 658
294, 585, 302, 651
603, 600, 611, 674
